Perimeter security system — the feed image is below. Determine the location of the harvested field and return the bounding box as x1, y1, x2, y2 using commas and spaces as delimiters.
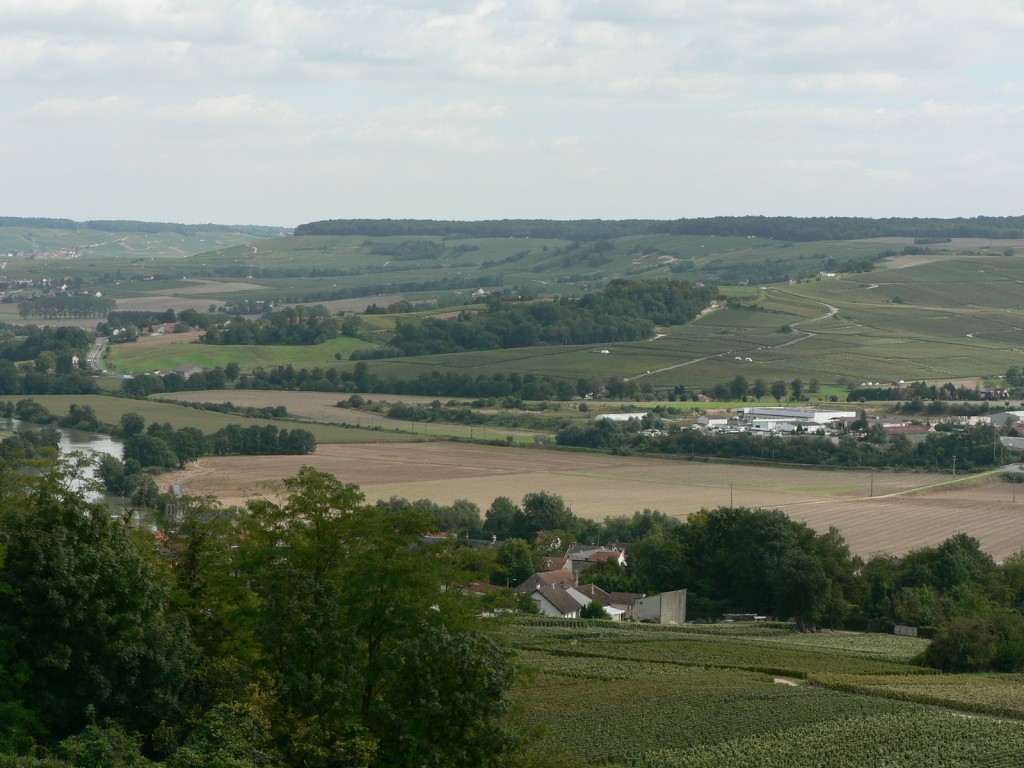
159, 280, 271, 295
113, 295, 228, 313
158, 443, 1024, 559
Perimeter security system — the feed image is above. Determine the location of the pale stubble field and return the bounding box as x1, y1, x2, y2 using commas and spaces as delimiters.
160, 441, 1024, 560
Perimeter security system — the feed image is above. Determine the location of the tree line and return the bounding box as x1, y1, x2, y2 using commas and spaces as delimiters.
122, 360, 588, 402
295, 215, 1024, 242
386, 279, 716, 356
0, 216, 284, 237
0, 325, 92, 362
201, 305, 341, 346
18, 295, 115, 320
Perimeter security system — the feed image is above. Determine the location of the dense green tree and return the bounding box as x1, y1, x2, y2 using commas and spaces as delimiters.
123, 433, 179, 471
751, 378, 768, 401
377, 624, 515, 767
495, 538, 536, 587
925, 613, 999, 672
58, 722, 151, 768
437, 498, 483, 536
729, 375, 749, 400
485, 496, 519, 538
933, 532, 996, 593
771, 548, 830, 629
517, 491, 574, 539
0, 457, 196, 743
58, 404, 99, 431
96, 454, 129, 496
168, 427, 207, 469
166, 701, 282, 768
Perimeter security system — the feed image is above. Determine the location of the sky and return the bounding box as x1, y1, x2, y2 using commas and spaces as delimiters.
2, 0, 1022, 227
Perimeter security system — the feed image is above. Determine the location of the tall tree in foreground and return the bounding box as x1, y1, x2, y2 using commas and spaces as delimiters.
238, 466, 517, 767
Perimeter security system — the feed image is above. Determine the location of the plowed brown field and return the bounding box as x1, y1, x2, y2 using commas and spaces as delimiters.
160, 442, 1024, 559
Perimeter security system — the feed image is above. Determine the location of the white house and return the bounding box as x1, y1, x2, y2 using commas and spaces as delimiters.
528, 583, 582, 618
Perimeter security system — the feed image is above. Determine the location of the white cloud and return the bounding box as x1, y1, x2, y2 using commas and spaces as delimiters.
156, 94, 300, 123
352, 120, 500, 153
792, 72, 906, 93
2, 1, 1024, 222
21, 95, 129, 118
958, 150, 999, 165
866, 168, 911, 182
380, 100, 507, 121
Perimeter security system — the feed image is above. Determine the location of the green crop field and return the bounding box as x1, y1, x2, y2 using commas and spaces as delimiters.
108, 334, 377, 373
811, 671, 1024, 719
500, 618, 1024, 767
337, 251, 1024, 390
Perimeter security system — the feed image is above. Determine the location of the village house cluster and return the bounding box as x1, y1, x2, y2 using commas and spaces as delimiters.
513, 543, 687, 623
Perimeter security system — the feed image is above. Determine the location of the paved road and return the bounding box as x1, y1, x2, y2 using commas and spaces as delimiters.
87, 337, 108, 370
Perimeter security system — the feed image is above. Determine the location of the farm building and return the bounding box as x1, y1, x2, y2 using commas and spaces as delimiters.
991, 411, 1024, 429
172, 364, 204, 380
635, 589, 687, 625
596, 412, 648, 423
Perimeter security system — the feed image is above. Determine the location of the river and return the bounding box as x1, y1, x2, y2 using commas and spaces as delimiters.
2, 417, 127, 511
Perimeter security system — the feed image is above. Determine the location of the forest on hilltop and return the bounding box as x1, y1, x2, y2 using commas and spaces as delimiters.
295, 215, 1024, 242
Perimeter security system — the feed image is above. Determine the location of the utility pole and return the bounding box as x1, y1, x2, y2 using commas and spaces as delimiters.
952, 455, 957, 477
870, 471, 874, 498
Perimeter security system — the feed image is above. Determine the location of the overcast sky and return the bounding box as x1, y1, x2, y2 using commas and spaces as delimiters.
2, 1, 1021, 226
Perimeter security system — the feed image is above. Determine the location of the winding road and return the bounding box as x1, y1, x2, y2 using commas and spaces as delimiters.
627, 291, 839, 381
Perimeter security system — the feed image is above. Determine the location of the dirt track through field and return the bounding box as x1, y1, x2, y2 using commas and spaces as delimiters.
160, 443, 1024, 559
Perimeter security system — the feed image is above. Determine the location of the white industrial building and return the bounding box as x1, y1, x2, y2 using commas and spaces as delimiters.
739, 407, 857, 424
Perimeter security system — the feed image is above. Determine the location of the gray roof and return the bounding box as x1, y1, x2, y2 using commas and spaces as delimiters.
574, 583, 611, 605
532, 583, 583, 616
515, 571, 575, 593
